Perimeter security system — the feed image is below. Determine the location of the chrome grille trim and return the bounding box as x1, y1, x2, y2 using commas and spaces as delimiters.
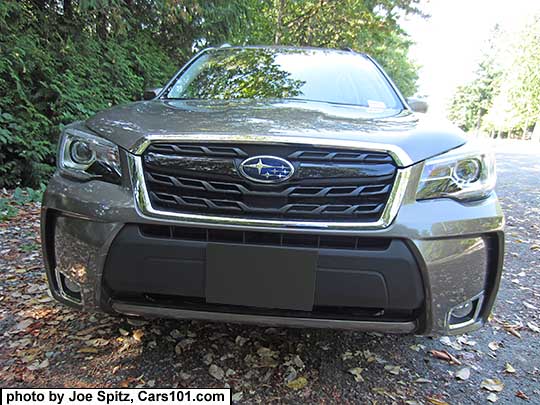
129, 139, 412, 232
130, 134, 414, 167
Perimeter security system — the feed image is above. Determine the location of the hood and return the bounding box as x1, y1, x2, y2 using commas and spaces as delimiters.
85, 99, 467, 166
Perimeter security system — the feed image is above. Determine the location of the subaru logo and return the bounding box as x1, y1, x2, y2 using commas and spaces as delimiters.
239, 155, 294, 183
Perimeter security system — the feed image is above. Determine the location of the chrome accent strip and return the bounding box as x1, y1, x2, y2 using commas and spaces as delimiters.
130, 134, 414, 167
129, 151, 411, 232
112, 302, 417, 333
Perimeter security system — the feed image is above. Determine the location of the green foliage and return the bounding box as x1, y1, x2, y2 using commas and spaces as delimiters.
232, 0, 420, 97
448, 59, 502, 132
0, 0, 178, 187
449, 18, 540, 138
1, 0, 422, 187
175, 49, 305, 100
0, 184, 45, 221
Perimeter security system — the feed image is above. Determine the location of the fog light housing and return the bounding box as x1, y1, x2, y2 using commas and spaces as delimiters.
55, 270, 82, 303
448, 294, 484, 329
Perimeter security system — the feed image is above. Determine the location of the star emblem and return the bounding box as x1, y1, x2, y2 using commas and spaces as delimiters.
239, 156, 294, 183
243, 158, 273, 174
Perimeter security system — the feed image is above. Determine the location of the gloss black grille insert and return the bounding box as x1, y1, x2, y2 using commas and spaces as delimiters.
142, 143, 396, 221
140, 224, 392, 251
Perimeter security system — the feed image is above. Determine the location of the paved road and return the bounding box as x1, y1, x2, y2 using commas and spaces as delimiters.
0, 140, 539, 404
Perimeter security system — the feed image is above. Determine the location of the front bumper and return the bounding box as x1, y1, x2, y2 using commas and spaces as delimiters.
41, 162, 504, 336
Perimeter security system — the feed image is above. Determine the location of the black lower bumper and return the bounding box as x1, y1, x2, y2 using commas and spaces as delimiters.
102, 224, 425, 324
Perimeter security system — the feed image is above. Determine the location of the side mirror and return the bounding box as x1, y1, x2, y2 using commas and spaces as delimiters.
406, 97, 428, 114
142, 88, 163, 100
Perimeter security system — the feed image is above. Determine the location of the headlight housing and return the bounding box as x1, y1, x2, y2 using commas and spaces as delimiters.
416, 142, 496, 201
58, 129, 121, 184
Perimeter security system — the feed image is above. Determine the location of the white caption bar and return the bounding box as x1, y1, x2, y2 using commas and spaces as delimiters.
1, 389, 231, 405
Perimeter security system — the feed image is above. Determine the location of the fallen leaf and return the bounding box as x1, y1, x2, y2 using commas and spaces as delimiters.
235, 336, 248, 346
118, 328, 130, 336
488, 341, 500, 351
504, 362, 516, 373
292, 355, 304, 369
86, 338, 109, 347
175, 338, 195, 354
203, 353, 214, 366
439, 336, 452, 346
231, 392, 243, 403
342, 351, 354, 361
208, 364, 224, 381
132, 329, 144, 342
481, 378, 504, 392
384, 365, 400, 375
348, 367, 364, 382
503, 325, 521, 338
523, 301, 538, 310
457, 335, 477, 346
286, 376, 308, 390
14, 319, 33, 332
486, 393, 498, 402
527, 321, 540, 333
284, 366, 297, 383
429, 349, 462, 365
179, 372, 191, 380
170, 329, 182, 340
257, 347, 278, 358
414, 378, 432, 384
515, 390, 529, 400
78, 347, 99, 354
27, 359, 49, 371
455, 367, 471, 380
126, 318, 147, 327
426, 397, 449, 405
440, 336, 462, 351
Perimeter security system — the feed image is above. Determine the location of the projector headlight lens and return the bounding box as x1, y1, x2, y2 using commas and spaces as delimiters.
416, 142, 496, 201
58, 129, 121, 184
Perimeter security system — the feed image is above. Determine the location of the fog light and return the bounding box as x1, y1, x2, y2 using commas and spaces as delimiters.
450, 301, 474, 319
64, 276, 81, 294
448, 294, 484, 329
55, 270, 82, 303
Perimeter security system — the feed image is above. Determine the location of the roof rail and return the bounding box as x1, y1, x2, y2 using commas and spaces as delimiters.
341, 47, 354, 52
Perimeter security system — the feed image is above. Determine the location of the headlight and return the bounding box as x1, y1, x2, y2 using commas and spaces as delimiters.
58, 129, 121, 184
416, 142, 496, 201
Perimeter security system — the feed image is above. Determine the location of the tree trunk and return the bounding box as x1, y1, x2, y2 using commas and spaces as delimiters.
274, 0, 286, 44
532, 121, 540, 143
97, 9, 108, 40
64, 0, 73, 19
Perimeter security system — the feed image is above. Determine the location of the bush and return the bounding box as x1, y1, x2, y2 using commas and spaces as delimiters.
0, 1, 177, 187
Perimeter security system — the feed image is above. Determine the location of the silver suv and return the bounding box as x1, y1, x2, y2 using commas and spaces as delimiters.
41, 46, 504, 336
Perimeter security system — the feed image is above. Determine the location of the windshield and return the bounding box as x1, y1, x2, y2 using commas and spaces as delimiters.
166, 48, 403, 110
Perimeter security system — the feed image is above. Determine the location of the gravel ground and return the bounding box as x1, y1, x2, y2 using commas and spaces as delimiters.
0, 139, 539, 404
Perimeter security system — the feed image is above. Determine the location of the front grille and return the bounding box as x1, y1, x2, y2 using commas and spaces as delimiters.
140, 224, 392, 250
142, 143, 397, 222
